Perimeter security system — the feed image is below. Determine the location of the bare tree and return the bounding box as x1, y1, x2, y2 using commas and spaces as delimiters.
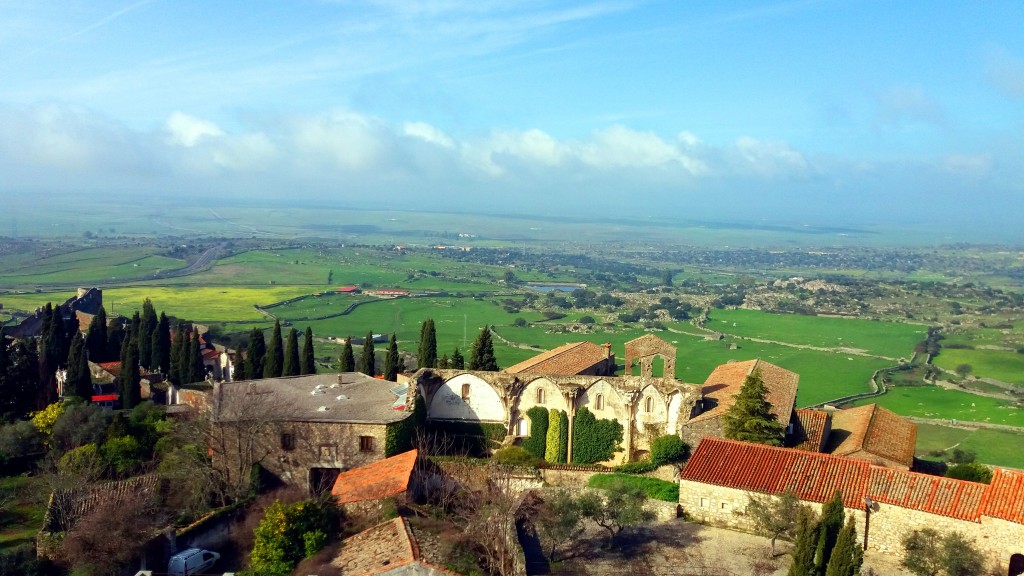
577, 482, 655, 550
450, 463, 525, 576
60, 488, 166, 576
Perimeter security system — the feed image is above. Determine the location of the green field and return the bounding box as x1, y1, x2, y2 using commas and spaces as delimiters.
914, 423, 1024, 469
853, 385, 1023, 426
932, 348, 1024, 386
707, 309, 924, 358
0, 247, 183, 287
0, 475, 46, 551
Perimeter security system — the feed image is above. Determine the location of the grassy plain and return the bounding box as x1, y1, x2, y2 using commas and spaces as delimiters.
932, 348, 1024, 385
0, 247, 183, 287
707, 309, 924, 358
853, 385, 1023, 426
914, 423, 1024, 469
0, 475, 46, 551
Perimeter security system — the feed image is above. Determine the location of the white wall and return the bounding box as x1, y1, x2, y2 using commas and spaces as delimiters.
430, 373, 506, 422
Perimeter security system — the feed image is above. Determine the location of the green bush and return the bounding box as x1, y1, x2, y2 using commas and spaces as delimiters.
945, 462, 992, 484
571, 407, 623, 465
650, 435, 689, 466
521, 407, 549, 459
493, 445, 542, 468
544, 409, 560, 462
557, 411, 569, 463
100, 436, 142, 477
587, 473, 678, 502
615, 460, 659, 474
248, 499, 340, 576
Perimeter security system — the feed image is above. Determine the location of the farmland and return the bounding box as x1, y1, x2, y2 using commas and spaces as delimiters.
932, 347, 1024, 386
914, 423, 1024, 469
852, 385, 1023, 427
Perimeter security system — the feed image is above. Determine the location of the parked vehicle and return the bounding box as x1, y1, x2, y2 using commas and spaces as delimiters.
167, 548, 220, 576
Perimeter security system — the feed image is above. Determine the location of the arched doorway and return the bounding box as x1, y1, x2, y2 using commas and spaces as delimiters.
1009, 553, 1024, 576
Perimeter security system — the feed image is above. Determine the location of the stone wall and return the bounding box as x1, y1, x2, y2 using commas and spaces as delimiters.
678, 416, 723, 449
678, 479, 1024, 573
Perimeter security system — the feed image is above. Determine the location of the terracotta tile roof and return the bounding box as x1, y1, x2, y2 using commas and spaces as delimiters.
868, 467, 985, 521
828, 404, 917, 468
331, 449, 418, 504
791, 409, 830, 452
332, 517, 416, 574
981, 467, 1024, 524
680, 437, 1009, 523
688, 359, 799, 425
504, 341, 610, 376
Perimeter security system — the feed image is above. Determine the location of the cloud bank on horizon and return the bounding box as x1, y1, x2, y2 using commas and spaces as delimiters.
0, 0, 1021, 229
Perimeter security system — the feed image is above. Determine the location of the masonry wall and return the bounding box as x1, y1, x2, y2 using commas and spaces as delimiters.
678, 480, 1024, 573
678, 416, 724, 449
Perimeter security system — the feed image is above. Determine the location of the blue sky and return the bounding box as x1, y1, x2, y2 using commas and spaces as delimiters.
2, 0, 1022, 232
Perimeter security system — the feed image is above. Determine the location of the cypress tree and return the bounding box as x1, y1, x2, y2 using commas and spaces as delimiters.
722, 370, 786, 446
170, 322, 186, 385
788, 509, 821, 576
86, 306, 108, 361
383, 333, 400, 382
246, 328, 266, 380
283, 328, 300, 377
190, 332, 205, 383
557, 410, 569, 463
301, 326, 316, 375
139, 299, 157, 370
417, 319, 437, 369
264, 320, 284, 378
120, 332, 141, 408
233, 350, 248, 381
545, 408, 561, 462
451, 347, 464, 369
339, 337, 355, 372
106, 319, 125, 363
824, 517, 863, 576
358, 332, 375, 376
468, 326, 498, 371
815, 492, 846, 575
437, 354, 450, 369
153, 312, 171, 375
66, 333, 93, 401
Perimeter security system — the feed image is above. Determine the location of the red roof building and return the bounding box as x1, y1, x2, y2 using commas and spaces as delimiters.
331, 449, 418, 505
504, 341, 615, 377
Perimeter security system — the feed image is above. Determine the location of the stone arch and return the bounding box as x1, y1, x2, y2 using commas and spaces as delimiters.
578, 379, 627, 421
1010, 553, 1024, 576
624, 334, 677, 378
519, 377, 569, 413
429, 373, 506, 422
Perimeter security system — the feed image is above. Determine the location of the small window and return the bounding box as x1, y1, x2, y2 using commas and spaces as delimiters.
359, 436, 374, 453
536, 388, 545, 404
461, 383, 471, 401
319, 445, 337, 461
595, 393, 604, 410
281, 433, 295, 451
700, 497, 709, 509
645, 397, 654, 413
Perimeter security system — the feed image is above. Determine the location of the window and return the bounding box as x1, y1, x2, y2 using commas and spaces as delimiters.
461, 383, 471, 401
595, 393, 604, 410
319, 445, 337, 461
280, 433, 295, 451
645, 397, 653, 413
536, 388, 545, 404
517, 418, 528, 437
359, 436, 374, 453
700, 497, 709, 509
720, 502, 730, 511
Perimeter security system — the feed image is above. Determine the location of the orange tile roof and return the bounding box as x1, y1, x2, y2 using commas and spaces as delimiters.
331, 449, 418, 504
689, 360, 799, 425
792, 409, 830, 452
332, 517, 416, 574
504, 341, 609, 376
680, 437, 1004, 523
829, 404, 917, 468
981, 467, 1024, 524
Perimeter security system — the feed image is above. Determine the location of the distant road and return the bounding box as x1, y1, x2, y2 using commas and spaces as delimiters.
154, 243, 224, 279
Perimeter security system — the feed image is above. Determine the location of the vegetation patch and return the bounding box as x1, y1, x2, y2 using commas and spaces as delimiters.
853, 385, 1022, 426
587, 473, 678, 502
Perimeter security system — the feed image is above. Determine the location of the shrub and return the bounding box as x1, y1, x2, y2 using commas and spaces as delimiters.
101, 436, 142, 477
571, 407, 623, 465
945, 462, 993, 484
615, 460, 659, 474
30, 402, 65, 445
587, 473, 678, 502
579, 316, 595, 324
544, 409, 560, 462
557, 411, 569, 463
521, 407, 548, 459
650, 435, 689, 466
248, 499, 339, 576
493, 446, 541, 468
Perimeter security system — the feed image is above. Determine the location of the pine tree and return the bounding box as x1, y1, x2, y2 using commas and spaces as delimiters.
153, 312, 171, 374
722, 370, 786, 446
66, 334, 93, 401
246, 328, 266, 380
301, 326, 316, 375
264, 320, 284, 378
120, 332, 141, 408
189, 332, 205, 383
283, 328, 300, 376
85, 306, 108, 362
437, 354, 450, 369
468, 326, 498, 371
417, 319, 437, 369
788, 509, 821, 576
384, 334, 400, 381
451, 347, 464, 369
139, 298, 157, 370
815, 492, 846, 575
359, 332, 376, 376
824, 517, 863, 576
339, 337, 355, 372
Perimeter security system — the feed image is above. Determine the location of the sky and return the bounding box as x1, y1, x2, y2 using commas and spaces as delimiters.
1, 0, 1023, 233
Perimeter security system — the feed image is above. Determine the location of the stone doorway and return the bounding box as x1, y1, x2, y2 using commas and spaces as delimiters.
1009, 553, 1024, 576
309, 467, 341, 496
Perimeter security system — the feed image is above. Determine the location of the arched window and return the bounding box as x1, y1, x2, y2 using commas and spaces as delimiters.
595, 393, 604, 410
461, 383, 471, 401
645, 396, 654, 413
536, 387, 545, 404
517, 418, 529, 437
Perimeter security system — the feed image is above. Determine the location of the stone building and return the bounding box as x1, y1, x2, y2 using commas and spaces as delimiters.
678, 359, 799, 448
504, 341, 615, 376
827, 403, 917, 469
211, 372, 413, 494
8, 287, 103, 338
679, 437, 1024, 574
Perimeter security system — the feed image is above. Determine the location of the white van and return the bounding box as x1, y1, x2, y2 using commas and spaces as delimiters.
167, 548, 220, 576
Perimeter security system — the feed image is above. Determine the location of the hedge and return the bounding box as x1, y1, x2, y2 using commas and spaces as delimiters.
544, 409, 560, 462
587, 473, 679, 502
557, 410, 569, 463
571, 407, 623, 465
521, 407, 549, 459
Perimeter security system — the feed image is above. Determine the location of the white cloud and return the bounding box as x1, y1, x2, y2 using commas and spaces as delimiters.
289, 110, 389, 171
403, 121, 455, 148
732, 136, 808, 178
165, 112, 224, 147
942, 154, 993, 176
